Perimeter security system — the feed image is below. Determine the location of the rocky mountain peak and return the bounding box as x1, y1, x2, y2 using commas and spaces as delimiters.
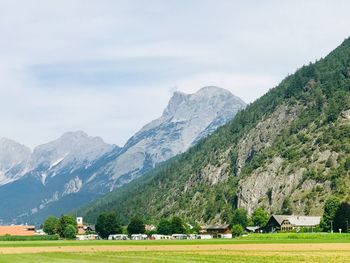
0, 138, 31, 170
162, 91, 189, 117
31, 131, 116, 169
195, 85, 232, 96
162, 86, 245, 120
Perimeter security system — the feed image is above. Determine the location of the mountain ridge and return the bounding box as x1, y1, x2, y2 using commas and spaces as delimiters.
0, 86, 245, 224
78, 37, 350, 225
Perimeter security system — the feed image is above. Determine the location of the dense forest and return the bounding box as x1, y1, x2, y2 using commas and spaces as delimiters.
78, 37, 350, 225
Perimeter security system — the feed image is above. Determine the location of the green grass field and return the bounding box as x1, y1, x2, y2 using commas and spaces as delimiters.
0, 233, 349, 262
1, 251, 350, 263
0, 233, 348, 247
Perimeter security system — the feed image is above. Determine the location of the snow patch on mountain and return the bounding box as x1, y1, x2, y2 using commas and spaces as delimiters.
49, 152, 69, 170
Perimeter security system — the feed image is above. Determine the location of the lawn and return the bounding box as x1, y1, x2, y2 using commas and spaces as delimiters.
0, 234, 349, 262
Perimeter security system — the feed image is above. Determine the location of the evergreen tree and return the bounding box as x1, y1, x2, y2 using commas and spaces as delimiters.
231, 208, 248, 228
320, 196, 341, 232
333, 202, 350, 233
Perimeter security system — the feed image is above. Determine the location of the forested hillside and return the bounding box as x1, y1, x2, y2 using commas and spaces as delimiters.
79, 37, 350, 224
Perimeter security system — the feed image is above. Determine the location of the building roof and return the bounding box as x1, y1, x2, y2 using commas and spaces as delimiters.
0, 226, 35, 236
271, 215, 321, 227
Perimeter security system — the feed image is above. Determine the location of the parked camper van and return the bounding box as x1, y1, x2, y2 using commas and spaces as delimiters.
108, 234, 128, 240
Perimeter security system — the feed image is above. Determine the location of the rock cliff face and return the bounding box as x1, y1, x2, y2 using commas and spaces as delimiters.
236, 105, 299, 176
0, 87, 245, 223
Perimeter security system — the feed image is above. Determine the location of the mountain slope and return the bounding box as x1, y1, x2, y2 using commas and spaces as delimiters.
93, 86, 246, 190
79, 37, 350, 224
0, 132, 119, 223
0, 87, 245, 224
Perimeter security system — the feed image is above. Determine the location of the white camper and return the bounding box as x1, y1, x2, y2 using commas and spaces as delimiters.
108, 234, 128, 240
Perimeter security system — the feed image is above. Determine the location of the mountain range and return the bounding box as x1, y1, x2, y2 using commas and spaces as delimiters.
78, 37, 350, 225
0, 86, 246, 224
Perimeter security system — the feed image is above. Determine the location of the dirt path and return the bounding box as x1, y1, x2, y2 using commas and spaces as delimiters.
1, 243, 350, 255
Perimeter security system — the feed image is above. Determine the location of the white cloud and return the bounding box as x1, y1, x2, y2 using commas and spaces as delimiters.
0, 0, 349, 148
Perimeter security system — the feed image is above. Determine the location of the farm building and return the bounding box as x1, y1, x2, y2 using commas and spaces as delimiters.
0, 225, 35, 236
200, 224, 231, 238
265, 215, 321, 232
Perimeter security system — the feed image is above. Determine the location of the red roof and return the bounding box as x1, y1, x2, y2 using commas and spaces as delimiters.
0, 226, 36, 236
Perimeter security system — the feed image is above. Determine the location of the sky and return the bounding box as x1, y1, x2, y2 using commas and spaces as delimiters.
0, 0, 350, 148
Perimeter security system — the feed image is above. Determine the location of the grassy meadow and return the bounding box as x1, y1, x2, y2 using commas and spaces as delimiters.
0, 233, 349, 262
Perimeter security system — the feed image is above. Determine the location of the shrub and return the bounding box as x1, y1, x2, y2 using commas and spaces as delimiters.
231, 224, 243, 237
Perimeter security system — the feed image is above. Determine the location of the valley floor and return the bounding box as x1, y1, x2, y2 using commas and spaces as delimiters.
0, 234, 350, 262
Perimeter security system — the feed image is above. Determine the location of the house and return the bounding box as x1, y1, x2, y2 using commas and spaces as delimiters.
200, 224, 231, 238
0, 225, 36, 236
265, 215, 321, 232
